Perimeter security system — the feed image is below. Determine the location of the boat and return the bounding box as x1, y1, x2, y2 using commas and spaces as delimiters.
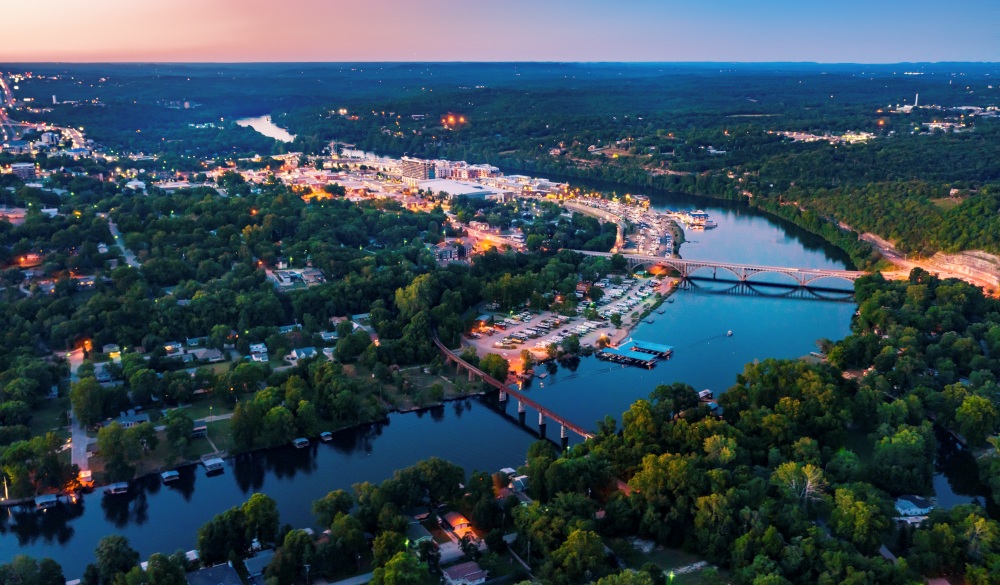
727, 330, 733, 337
104, 482, 129, 495
202, 458, 225, 474
319, 431, 333, 442
667, 298, 675, 303
35, 494, 59, 511
293, 437, 309, 449
160, 470, 180, 484
704, 220, 718, 229
645, 319, 654, 324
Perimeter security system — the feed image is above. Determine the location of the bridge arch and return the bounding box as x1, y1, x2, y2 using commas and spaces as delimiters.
685, 264, 745, 282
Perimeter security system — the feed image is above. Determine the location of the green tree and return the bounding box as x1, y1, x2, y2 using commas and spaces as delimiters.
480, 354, 509, 381
93, 536, 139, 585
70, 376, 104, 427
313, 490, 354, 529
955, 395, 999, 446
243, 493, 280, 546
373, 531, 406, 567
370, 551, 426, 585
145, 554, 185, 585
162, 409, 194, 464
544, 529, 607, 585
829, 483, 892, 554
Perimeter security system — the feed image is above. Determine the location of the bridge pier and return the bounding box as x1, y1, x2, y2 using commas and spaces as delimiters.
561, 425, 569, 450
518, 400, 525, 414
468, 369, 475, 382
499, 390, 507, 402
538, 412, 545, 427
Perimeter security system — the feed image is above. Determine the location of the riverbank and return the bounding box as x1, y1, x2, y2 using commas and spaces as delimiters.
607, 278, 680, 346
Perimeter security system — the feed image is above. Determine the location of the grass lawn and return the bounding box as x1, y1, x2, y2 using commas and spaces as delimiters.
179, 394, 234, 421
188, 420, 234, 456
612, 539, 728, 584
29, 397, 70, 440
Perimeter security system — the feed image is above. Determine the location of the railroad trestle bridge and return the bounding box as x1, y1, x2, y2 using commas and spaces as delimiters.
432, 336, 595, 442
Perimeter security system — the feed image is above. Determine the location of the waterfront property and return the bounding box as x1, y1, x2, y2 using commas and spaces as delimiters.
161, 470, 180, 484
202, 458, 225, 474
186, 563, 243, 585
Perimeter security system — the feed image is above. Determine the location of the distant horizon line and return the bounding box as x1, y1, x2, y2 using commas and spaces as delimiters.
2, 60, 998, 66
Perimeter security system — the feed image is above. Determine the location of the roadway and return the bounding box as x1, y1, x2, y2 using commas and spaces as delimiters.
0, 73, 17, 141
104, 215, 143, 269
67, 348, 93, 471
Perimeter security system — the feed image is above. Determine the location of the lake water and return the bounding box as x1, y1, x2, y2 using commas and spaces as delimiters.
235, 115, 296, 143
0, 189, 981, 576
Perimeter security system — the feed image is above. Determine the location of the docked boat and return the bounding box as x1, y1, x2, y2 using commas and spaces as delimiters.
104, 482, 129, 495
35, 493, 59, 511
203, 458, 225, 474
320, 431, 333, 442
160, 470, 180, 484
292, 437, 309, 449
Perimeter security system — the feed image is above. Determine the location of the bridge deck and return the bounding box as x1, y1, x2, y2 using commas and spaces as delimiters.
571, 250, 867, 283
432, 336, 595, 439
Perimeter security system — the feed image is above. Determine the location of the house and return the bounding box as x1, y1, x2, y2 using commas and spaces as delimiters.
442, 561, 488, 585
106, 410, 151, 428
191, 348, 225, 363
243, 549, 275, 585
510, 475, 529, 492
163, 341, 185, 355
278, 324, 302, 334
895, 495, 934, 517
319, 331, 338, 342
93, 362, 114, 383
249, 343, 268, 355
288, 347, 318, 361
405, 522, 433, 546
102, 343, 121, 355
186, 564, 243, 585
442, 512, 471, 531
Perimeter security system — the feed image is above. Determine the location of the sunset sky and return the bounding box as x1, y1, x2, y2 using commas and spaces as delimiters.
3, 0, 997, 63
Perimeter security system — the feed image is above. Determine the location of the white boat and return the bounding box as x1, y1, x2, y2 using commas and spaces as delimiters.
727, 330, 733, 337
203, 458, 225, 473
104, 482, 129, 495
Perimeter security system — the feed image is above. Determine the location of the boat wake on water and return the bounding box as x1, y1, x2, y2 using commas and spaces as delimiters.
675, 332, 734, 351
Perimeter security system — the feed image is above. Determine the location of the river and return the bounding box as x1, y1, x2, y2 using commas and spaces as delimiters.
0, 189, 980, 576
235, 115, 296, 143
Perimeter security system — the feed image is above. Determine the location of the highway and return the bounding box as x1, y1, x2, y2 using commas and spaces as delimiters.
0, 72, 17, 141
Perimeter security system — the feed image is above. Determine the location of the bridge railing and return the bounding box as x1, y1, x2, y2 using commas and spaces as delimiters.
432, 335, 595, 439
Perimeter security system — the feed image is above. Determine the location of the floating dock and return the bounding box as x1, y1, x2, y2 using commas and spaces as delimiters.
597, 339, 673, 368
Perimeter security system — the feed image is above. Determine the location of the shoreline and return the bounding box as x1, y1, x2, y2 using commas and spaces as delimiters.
14, 387, 497, 502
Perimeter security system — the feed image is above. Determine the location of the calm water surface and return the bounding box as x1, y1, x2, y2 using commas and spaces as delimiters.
0, 190, 980, 575
236, 115, 296, 142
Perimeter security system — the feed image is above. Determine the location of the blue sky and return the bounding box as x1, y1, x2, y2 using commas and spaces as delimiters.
2, 0, 997, 62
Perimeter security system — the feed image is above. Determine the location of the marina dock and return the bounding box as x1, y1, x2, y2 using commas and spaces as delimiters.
597, 339, 673, 368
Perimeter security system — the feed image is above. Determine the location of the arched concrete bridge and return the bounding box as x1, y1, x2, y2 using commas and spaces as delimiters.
571, 250, 867, 288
